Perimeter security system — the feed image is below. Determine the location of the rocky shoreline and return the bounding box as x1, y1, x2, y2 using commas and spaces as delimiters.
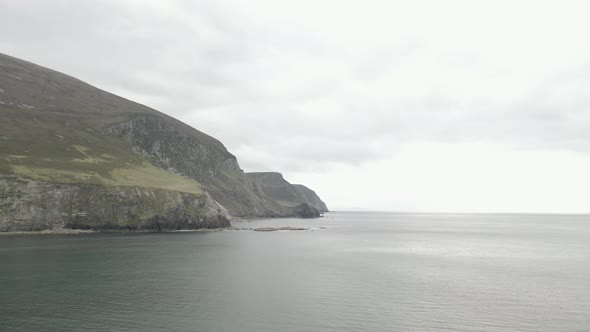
0, 226, 327, 235
0, 228, 97, 236
0, 227, 229, 236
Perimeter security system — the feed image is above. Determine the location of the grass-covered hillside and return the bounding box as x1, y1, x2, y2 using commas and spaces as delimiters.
0, 53, 328, 230
0, 53, 227, 195
0, 107, 203, 194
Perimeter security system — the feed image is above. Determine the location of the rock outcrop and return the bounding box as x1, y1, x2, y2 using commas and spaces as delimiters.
0, 175, 230, 232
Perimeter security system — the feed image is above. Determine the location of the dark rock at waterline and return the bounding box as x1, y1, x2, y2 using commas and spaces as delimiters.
292, 203, 321, 218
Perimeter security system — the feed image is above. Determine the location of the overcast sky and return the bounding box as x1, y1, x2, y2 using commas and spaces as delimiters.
2, 0, 590, 212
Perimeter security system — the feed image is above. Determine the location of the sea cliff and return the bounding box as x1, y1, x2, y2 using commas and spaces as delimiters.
0, 53, 327, 231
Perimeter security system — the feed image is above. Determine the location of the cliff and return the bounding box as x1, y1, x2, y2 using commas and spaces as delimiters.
246, 172, 327, 218
0, 53, 327, 231
0, 175, 230, 232
292, 184, 329, 213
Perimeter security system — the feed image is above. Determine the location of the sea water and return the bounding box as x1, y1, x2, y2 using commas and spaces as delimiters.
1, 212, 589, 331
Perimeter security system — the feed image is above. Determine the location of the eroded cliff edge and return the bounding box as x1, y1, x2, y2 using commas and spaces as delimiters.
0, 175, 230, 232
0, 53, 327, 231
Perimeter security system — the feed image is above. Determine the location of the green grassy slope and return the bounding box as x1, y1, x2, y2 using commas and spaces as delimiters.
0, 104, 202, 195
0, 52, 249, 196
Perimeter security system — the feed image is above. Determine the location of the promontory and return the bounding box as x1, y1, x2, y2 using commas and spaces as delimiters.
0, 53, 328, 232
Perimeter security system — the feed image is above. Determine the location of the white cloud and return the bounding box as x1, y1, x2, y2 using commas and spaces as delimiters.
2, 0, 590, 212
289, 142, 590, 213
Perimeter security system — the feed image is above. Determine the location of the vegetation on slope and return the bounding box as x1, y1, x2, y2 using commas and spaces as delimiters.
0, 107, 203, 194
0, 52, 327, 226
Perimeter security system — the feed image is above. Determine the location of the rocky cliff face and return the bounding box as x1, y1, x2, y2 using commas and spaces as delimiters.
0, 175, 230, 232
292, 184, 329, 213
246, 172, 327, 218
0, 53, 328, 231
103, 115, 280, 218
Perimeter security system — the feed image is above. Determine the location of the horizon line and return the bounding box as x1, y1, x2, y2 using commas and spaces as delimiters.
327, 209, 590, 216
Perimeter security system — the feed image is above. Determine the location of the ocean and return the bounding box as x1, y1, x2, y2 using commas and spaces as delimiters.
1, 212, 589, 331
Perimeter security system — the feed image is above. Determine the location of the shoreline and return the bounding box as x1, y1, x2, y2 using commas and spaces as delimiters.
0, 225, 327, 236
0, 227, 231, 236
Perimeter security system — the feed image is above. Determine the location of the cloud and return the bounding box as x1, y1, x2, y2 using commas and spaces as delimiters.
2, 0, 590, 211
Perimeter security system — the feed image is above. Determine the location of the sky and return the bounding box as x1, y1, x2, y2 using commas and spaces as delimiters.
2, 0, 590, 213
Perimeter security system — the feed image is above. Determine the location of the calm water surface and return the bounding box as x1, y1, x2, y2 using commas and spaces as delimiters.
1, 212, 589, 331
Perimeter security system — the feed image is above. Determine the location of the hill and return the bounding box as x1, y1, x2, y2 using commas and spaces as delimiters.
0, 53, 327, 231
